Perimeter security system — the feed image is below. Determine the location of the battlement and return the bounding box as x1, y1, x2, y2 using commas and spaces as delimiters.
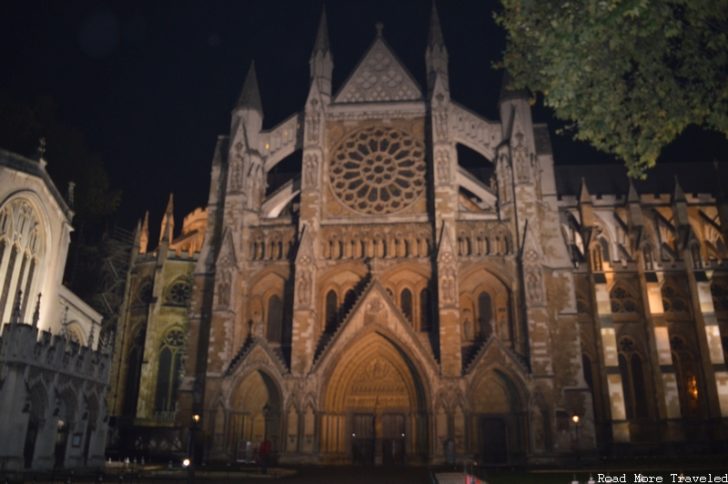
0, 321, 111, 384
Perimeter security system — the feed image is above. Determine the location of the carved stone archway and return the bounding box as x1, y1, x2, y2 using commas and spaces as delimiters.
320, 331, 428, 464
228, 369, 282, 461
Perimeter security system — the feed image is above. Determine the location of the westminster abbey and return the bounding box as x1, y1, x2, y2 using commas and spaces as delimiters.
108, 7, 728, 465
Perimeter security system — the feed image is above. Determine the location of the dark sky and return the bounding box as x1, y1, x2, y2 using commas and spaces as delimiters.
2, 1, 726, 233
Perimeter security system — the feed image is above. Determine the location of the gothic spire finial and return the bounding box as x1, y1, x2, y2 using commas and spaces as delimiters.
627, 178, 640, 204
88, 323, 96, 349
375, 22, 384, 38
428, 1, 444, 48
237, 61, 263, 113
61, 305, 69, 339
313, 6, 330, 54
37, 137, 48, 168
32, 293, 41, 328
673, 176, 686, 203
578, 177, 591, 204
10, 289, 22, 324
159, 193, 175, 246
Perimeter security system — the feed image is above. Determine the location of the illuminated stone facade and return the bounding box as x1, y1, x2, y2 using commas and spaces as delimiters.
0, 148, 108, 472
112, 8, 728, 465
107, 197, 206, 455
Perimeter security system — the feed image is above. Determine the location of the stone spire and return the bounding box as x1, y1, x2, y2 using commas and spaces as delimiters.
309, 7, 333, 100
32, 293, 41, 328
626, 178, 643, 251
499, 70, 529, 104
159, 194, 174, 246
237, 62, 262, 113
140, 210, 149, 254
10, 289, 22, 324
425, 1, 448, 92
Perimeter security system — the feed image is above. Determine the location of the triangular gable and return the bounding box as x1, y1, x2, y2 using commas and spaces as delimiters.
334, 37, 422, 104
216, 228, 238, 268
312, 278, 437, 374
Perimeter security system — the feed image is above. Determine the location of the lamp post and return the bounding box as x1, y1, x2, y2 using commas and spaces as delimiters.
571, 414, 581, 466
186, 414, 200, 484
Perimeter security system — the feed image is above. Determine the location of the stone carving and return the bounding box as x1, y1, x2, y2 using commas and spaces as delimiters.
436, 148, 451, 184
513, 132, 532, 183
296, 268, 312, 306
303, 153, 319, 189
217, 270, 231, 307
230, 156, 243, 192
335, 40, 421, 103
432, 93, 448, 141
364, 297, 386, 325
306, 99, 322, 143
330, 126, 425, 215
524, 250, 545, 306
440, 269, 456, 305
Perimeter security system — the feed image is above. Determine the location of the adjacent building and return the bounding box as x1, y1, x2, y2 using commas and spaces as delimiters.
0, 148, 110, 472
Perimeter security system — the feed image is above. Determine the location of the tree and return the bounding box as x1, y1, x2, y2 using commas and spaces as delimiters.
496, 0, 728, 178
0, 90, 122, 297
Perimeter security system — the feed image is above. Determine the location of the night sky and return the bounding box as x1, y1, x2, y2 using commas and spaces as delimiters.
2, 1, 726, 234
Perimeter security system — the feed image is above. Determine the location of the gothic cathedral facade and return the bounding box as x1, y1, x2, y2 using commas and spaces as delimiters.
110, 7, 728, 465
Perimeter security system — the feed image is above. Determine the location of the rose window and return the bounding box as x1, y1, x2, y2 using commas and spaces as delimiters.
330, 127, 425, 214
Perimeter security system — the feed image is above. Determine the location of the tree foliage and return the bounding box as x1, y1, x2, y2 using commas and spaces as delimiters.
496, 0, 728, 178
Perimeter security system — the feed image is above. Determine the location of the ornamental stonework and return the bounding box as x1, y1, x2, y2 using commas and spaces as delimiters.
329, 126, 425, 215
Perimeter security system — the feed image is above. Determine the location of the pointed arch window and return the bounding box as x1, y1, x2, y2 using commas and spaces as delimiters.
670, 336, 701, 418
325, 290, 337, 332
618, 337, 648, 420
400, 288, 413, 322
420, 287, 433, 331
123, 329, 146, 417
267, 294, 283, 343
154, 329, 185, 413
477, 292, 493, 340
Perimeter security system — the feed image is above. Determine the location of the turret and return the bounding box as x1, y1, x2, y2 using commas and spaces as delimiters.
309, 8, 333, 101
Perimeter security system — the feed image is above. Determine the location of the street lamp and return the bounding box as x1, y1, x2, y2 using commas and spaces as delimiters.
187, 414, 201, 484
571, 414, 581, 466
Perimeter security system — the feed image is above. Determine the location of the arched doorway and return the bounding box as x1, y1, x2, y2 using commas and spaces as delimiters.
321, 332, 428, 465
229, 370, 282, 463
470, 370, 526, 465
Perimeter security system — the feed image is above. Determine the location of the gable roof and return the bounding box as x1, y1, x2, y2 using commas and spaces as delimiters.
334, 34, 422, 104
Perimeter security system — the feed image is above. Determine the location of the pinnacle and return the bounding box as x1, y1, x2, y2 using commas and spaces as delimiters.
428, 1, 444, 48
673, 176, 686, 203
237, 61, 263, 112
312, 7, 329, 54
627, 178, 640, 203
578, 177, 591, 203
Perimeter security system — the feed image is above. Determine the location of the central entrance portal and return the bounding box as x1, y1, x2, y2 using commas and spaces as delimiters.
322, 331, 428, 464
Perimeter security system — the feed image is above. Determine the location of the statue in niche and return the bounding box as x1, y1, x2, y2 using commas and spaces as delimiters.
440, 271, 455, 305
436, 149, 451, 183
306, 105, 321, 143
525, 266, 544, 305
303, 154, 319, 189
217, 270, 231, 307
433, 93, 448, 141
513, 132, 531, 183
296, 269, 311, 306
532, 405, 545, 452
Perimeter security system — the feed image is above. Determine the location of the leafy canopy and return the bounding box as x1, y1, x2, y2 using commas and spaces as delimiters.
496, 0, 728, 178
